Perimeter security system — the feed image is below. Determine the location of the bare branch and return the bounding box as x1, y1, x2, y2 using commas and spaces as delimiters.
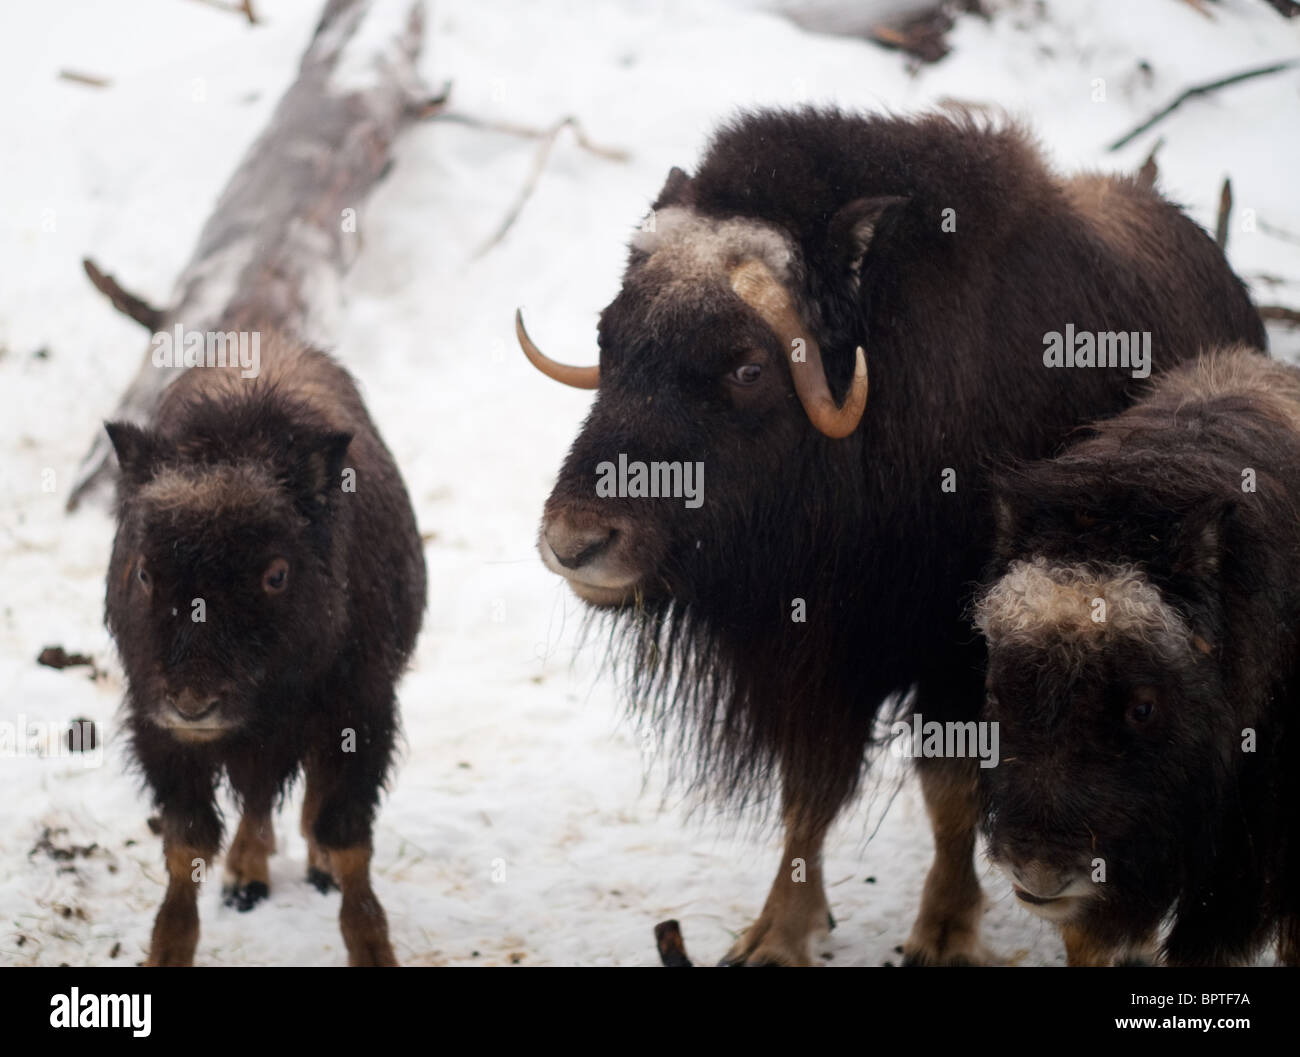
463, 115, 628, 259
1260, 305, 1300, 326
1108, 60, 1299, 152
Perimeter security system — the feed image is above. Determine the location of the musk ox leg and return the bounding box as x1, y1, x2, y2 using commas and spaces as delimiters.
903, 756, 990, 966
719, 809, 833, 967
1061, 923, 1125, 967
1279, 917, 1300, 966
222, 808, 276, 912
301, 760, 338, 894
1114, 931, 1161, 966
147, 833, 218, 967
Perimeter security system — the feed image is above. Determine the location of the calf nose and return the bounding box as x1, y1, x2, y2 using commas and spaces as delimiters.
544, 518, 616, 570
169, 690, 219, 721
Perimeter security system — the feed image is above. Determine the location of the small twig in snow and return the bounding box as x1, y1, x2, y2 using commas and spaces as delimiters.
1259, 219, 1300, 247
189, 0, 259, 24
1215, 177, 1233, 251
59, 70, 111, 89
409, 81, 453, 119
1137, 138, 1163, 188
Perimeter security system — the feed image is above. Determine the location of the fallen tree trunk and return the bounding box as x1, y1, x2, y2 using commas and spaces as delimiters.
69, 0, 438, 509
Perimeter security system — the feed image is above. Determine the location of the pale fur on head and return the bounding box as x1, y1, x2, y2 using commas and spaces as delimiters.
974, 556, 1194, 668
631, 205, 797, 288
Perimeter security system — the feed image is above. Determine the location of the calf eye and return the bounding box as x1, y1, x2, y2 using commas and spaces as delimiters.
262, 558, 289, 595
136, 560, 152, 593
730, 364, 762, 385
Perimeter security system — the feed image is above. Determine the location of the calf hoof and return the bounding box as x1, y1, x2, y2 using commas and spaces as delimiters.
144, 947, 195, 967
146, 907, 198, 966
348, 937, 398, 967
222, 880, 269, 912
307, 866, 338, 894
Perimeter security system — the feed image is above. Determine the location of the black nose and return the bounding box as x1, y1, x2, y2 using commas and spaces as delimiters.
545, 521, 616, 569
168, 690, 219, 721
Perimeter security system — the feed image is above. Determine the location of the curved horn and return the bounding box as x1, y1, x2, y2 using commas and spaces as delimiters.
729, 261, 867, 439
515, 310, 600, 390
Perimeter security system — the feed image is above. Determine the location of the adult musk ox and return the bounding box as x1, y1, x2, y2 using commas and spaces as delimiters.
518, 107, 1264, 965
105, 330, 425, 966
975, 347, 1300, 967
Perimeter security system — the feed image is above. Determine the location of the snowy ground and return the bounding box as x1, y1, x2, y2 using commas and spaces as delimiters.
1, 0, 1298, 967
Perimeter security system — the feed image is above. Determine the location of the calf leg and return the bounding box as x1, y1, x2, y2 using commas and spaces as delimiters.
329, 844, 395, 967
305, 728, 397, 967
222, 808, 275, 912
301, 760, 337, 894
903, 755, 990, 965
146, 807, 220, 967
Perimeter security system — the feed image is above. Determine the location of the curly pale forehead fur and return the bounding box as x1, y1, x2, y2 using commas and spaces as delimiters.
631, 205, 796, 289
974, 557, 1194, 665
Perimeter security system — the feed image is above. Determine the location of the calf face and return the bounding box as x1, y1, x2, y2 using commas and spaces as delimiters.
105, 412, 351, 742
976, 557, 1230, 944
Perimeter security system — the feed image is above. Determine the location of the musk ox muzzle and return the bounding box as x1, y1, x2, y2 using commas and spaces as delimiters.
537, 506, 644, 606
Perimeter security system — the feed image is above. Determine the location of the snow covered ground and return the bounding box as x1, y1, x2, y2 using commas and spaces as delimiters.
1, 0, 1297, 967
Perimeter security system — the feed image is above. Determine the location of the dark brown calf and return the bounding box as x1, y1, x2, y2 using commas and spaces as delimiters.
106, 330, 425, 966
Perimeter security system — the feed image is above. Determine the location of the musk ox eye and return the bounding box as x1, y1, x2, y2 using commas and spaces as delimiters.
730, 363, 762, 385
1127, 688, 1158, 725
262, 558, 289, 595
1075, 509, 1100, 528
136, 561, 151, 593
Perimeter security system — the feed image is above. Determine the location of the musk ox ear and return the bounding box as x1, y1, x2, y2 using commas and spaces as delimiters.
992, 495, 1017, 549
828, 195, 910, 290
653, 166, 695, 209
1171, 499, 1236, 581
292, 430, 353, 510
105, 421, 159, 486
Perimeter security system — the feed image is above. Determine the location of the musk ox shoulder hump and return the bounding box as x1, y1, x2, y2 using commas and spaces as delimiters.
1163, 346, 1300, 431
